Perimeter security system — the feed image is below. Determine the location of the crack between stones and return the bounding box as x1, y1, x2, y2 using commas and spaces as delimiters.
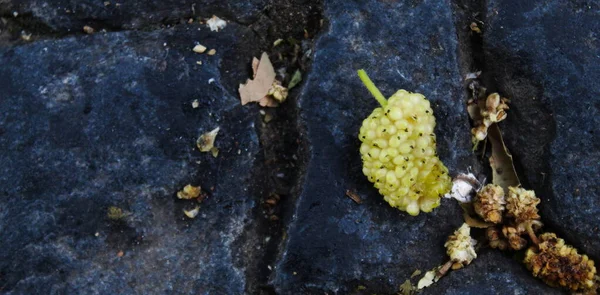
451, 0, 487, 87
0, 8, 269, 47
228, 1, 323, 294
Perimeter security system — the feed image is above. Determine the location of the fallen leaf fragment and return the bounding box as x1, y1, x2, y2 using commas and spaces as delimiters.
251, 57, 260, 77
239, 53, 277, 106
258, 95, 279, 107
410, 269, 422, 278
273, 38, 284, 47
83, 25, 95, 34
183, 206, 200, 218
488, 124, 520, 191
470, 22, 482, 34
417, 269, 437, 289
267, 81, 288, 103
210, 147, 219, 158
197, 127, 220, 152
288, 69, 303, 90
207, 49, 216, 56
461, 203, 495, 229
399, 279, 416, 295
117, 250, 124, 257
261, 111, 273, 123
20, 31, 32, 41
206, 15, 227, 32
177, 184, 202, 200
107, 206, 126, 220
345, 189, 362, 204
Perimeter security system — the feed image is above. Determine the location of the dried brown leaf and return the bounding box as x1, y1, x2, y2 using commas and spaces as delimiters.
345, 189, 362, 204
488, 124, 520, 191
467, 103, 481, 121
239, 52, 276, 105
410, 269, 422, 278
461, 203, 495, 229
196, 127, 220, 152
251, 57, 260, 78
177, 184, 202, 199
470, 22, 482, 34
399, 279, 415, 295
258, 96, 279, 107
183, 206, 200, 218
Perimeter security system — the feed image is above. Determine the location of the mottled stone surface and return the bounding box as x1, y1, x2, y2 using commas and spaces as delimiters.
1, 0, 598, 294
271, 0, 482, 293
0, 24, 261, 294
427, 250, 560, 295
484, 0, 600, 261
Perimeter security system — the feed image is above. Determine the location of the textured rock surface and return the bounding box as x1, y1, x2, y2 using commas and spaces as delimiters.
484, 0, 600, 261
426, 250, 560, 295
1, 0, 599, 294
1, 0, 267, 31
270, 0, 508, 293
0, 24, 262, 293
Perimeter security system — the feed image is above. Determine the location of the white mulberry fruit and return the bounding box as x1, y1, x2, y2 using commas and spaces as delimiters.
357, 70, 451, 215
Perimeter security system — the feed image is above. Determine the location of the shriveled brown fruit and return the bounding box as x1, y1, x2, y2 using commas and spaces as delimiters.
503, 226, 528, 250
506, 187, 540, 223
486, 226, 508, 250
524, 233, 597, 291
473, 184, 506, 224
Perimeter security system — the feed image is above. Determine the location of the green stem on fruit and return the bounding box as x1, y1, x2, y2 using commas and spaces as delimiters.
357, 69, 387, 107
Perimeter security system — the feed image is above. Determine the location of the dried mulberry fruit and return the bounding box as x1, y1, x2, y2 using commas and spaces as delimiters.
506, 187, 540, 223
481, 93, 509, 127
473, 184, 505, 224
502, 226, 528, 250
486, 226, 508, 250
469, 92, 509, 143
445, 223, 477, 270
525, 233, 597, 291
357, 70, 451, 216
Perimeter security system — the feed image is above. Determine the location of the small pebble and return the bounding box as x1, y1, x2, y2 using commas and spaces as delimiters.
193, 44, 207, 53
83, 25, 95, 34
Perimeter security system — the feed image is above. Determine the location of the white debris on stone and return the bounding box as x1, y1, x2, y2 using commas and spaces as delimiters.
444, 173, 480, 203
417, 269, 437, 289
207, 15, 227, 32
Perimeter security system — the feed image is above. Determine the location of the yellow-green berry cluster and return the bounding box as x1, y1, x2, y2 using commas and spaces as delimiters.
357, 70, 451, 215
